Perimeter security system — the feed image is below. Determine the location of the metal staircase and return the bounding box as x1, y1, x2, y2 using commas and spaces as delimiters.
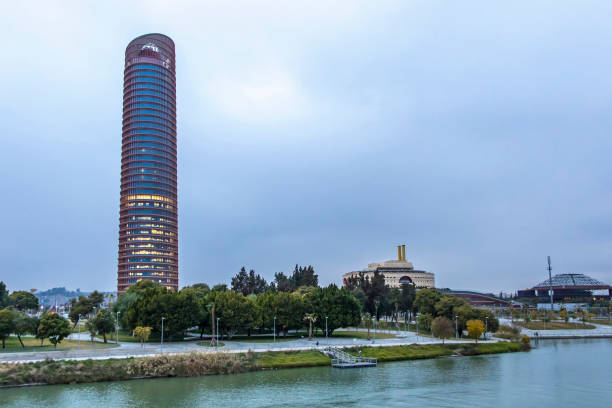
323, 347, 377, 368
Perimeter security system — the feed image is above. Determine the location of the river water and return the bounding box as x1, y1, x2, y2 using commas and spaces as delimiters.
1, 338, 610, 407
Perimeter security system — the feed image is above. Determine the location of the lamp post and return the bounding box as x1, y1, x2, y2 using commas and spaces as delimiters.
485, 316, 488, 340
325, 316, 328, 345
455, 315, 458, 339
273, 316, 276, 343
216, 317, 220, 351
115, 311, 120, 345
78, 315, 81, 348
416, 312, 419, 342
161, 317, 165, 353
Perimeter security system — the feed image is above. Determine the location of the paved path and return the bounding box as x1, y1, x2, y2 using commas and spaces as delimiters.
0, 329, 481, 364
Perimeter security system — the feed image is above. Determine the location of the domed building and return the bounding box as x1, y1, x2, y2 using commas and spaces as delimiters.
518, 273, 611, 302
342, 245, 435, 289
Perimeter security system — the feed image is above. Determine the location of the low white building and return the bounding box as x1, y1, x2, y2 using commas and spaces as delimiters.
342, 245, 435, 289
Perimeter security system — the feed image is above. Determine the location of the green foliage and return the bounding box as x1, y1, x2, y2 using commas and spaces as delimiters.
274, 265, 319, 292
307, 285, 361, 336
434, 295, 467, 319
9, 291, 39, 311
0, 282, 9, 309
431, 316, 454, 342
417, 313, 432, 332
231, 267, 268, 295
38, 313, 71, 348
91, 309, 116, 343
214, 290, 257, 338
0, 309, 16, 348
124, 283, 200, 340
68, 290, 106, 326
414, 288, 442, 316
12, 312, 38, 348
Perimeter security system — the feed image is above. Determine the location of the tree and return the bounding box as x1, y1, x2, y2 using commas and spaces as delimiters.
124, 284, 200, 340
560, 308, 569, 323
38, 313, 71, 349
91, 309, 115, 343
13, 312, 38, 348
307, 285, 361, 336
414, 288, 442, 316
181, 285, 211, 339
68, 290, 106, 327
434, 295, 467, 319
134, 326, 152, 347
399, 284, 416, 321
431, 316, 454, 343
0, 309, 16, 349
213, 290, 256, 339
232, 267, 268, 295
9, 291, 39, 312
466, 319, 485, 343
304, 313, 317, 340
0, 282, 9, 309
274, 272, 294, 292
86, 320, 97, 343
417, 313, 432, 332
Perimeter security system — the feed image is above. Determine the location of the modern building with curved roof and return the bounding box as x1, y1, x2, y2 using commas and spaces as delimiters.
117, 34, 178, 293
518, 273, 611, 301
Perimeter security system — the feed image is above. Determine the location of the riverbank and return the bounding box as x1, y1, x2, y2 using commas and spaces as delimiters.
0, 341, 527, 388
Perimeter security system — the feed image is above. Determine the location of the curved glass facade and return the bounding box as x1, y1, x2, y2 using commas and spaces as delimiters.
118, 34, 178, 293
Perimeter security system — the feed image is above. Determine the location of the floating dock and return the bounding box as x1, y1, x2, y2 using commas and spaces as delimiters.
325, 347, 377, 368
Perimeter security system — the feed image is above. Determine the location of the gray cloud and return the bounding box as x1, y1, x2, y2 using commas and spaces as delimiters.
1, 1, 611, 293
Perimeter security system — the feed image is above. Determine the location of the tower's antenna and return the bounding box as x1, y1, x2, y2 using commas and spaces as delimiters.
547, 256, 554, 310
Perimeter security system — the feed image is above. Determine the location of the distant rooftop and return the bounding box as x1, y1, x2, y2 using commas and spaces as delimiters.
533, 273, 610, 289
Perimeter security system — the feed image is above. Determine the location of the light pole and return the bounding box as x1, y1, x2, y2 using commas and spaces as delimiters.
455, 315, 458, 339
216, 317, 220, 351
325, 316, 328, 345
416, 312, 419, 342
161, 317, 165, 353
273, 316, 276, 343
485, 316, 488, 340
115, 311, 120, 345
78, 315, 81, 348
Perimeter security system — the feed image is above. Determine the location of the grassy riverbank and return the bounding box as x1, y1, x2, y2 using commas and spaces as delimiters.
0, 341, 527, 387
515, 322, 595, 330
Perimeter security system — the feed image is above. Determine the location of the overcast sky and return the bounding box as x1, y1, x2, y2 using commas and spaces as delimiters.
1, 1, 611, 293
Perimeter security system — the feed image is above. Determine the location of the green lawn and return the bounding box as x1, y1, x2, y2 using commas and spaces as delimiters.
196, 341, 226, 347
591, 319, 612, 326
0, 336, 118, 353
254, 350, 330, 369
332, 330, 397, 339
226, 336, 297, 343
516, 321, 595, 330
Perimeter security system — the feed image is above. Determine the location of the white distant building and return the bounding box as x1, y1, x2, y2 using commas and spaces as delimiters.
342, 245, 435, 289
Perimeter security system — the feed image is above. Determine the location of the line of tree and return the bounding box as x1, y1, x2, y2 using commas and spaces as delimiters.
112, 278, 360, 341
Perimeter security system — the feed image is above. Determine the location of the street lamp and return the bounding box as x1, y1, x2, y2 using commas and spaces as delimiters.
273, 316, 276, 343
78, 314, 81, 348
216, 317, 220, 351
455, 315, 458, 339
115, 311, 120, 345
325, 316, 328, 345
161, 317, 166, 353
485, 316, 489, 340
416, 312, 419, 342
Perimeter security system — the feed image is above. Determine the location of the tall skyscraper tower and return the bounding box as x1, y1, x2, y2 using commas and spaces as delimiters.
117, 34, 178, 293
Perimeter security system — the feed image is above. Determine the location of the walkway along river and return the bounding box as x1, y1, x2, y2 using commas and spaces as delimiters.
1, 338, 610, 407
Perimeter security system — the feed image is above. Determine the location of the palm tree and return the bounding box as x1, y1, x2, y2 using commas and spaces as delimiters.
304, 313, 317, 340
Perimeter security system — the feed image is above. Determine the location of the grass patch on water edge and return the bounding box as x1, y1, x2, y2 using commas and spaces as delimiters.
515, 322, 595, 330
0, 342, 527, 388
